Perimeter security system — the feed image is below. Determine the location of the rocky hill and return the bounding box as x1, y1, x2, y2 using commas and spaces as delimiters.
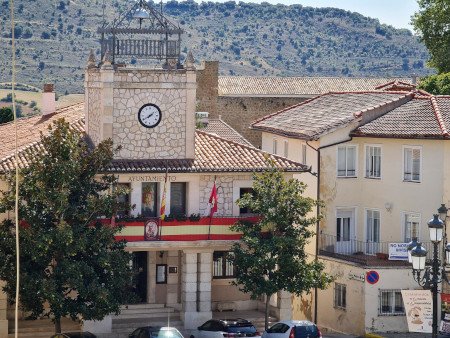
0, 0, 432, 94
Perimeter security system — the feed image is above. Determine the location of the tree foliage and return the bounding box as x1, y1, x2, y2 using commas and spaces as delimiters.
413, 0, 450, 73
0, 119, 133, 333
418, 72, 450, 95
0, 107, 13, 124
230, 162, 333, 329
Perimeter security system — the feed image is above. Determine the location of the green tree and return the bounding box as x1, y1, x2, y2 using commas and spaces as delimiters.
230, 162, 333, 330
0, 119, 133, 334
412, 0, 450, 73
0, 107, 13, 124
418, 72, 450, 95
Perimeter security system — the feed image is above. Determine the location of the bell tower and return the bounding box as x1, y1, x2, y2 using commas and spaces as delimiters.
84, 0, 196, 160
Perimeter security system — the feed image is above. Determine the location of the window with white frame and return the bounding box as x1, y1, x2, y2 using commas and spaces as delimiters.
404, 212, 420, 243
302, 144, 307, 165
365, 145, 381, 178
284, 140, 288, 157
379, 290, 405, 316
336, 209, 353, 242
404, 146, 421, 182
213, 251, 235, 278
337, 145, 356, 177
366, 209, 380, 243
334, 283, 346, 309
273, 138, 278, 155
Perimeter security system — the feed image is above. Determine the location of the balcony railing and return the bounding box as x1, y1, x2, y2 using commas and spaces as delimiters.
98, 216, 259, 242
319, 233, 433, 266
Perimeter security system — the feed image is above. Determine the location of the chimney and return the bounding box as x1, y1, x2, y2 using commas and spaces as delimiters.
42, 83, 56, 115
411, 73, 418, 85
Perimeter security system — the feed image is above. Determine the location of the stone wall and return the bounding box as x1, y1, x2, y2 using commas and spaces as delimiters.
196, 61, 219, 116
216, 96, 306, 148
199, 174, 252, 216
85, 69, 103, 146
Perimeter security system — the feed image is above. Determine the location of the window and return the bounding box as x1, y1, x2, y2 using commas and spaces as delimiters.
116, 183, 130, 217
337, 146, 356, 177
336, 210, 353, 242
170, 182, 187, 215
142, 182, 158, 217
366, 209, 380, 243
404, 147, 421, 182
302, 144, 307, 165
379, 290, 405, 315
213, 251, 235, 278
284, 140, 288, 157
266, 323, 290, 334
404, 213, 420, 242
239, 187, 254, 215
365, 145, 381, 178
334, 283, 346, 309
273, 138, 278, 154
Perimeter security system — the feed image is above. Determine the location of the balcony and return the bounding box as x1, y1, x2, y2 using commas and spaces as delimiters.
98, 216, 259, 242
319, 233, 433, 267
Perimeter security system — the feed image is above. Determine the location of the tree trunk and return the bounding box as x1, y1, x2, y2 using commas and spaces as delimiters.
265, 293, 271, 331
55, 316, 62, 334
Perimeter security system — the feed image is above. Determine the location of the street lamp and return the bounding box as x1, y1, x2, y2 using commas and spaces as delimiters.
408, 208, 449, 338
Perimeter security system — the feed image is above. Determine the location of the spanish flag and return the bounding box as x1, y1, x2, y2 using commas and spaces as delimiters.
209, 180, 218, 217
160, 167, 168, 220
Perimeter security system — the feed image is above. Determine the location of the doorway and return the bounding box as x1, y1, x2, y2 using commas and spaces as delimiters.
132, 251, 148, 303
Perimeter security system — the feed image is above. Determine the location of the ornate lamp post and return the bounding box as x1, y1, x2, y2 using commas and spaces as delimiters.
407, 206, 450, 338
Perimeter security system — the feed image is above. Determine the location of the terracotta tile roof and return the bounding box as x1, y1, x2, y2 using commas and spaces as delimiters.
200, 117, 253, 147
251, 91, 412, 140
218, 76, 413, 97
0, 103, 84, 161
105, 130, 307, 173
374, 80, 417, 92
352, 95, 450, 139
0, 105, 307, 174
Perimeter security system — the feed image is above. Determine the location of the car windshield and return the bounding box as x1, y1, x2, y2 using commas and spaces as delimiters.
149, 328, 183, 338
227, 325, 256, 333
294, 325, 318, 337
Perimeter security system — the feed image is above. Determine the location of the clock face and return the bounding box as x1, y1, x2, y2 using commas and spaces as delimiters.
138, 104, 162, 128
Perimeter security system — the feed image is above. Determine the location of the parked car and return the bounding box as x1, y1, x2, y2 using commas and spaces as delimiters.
129, 326, 184, 338
50, 333, 97, 338
262, 321, 322, 338
190, 318, 261, 338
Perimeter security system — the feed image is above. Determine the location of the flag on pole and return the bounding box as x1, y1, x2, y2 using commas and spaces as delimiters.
160, 167, 168, 220
209, 180, 218, 217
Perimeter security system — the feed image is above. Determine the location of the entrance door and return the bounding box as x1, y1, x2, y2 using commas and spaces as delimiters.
336, 209, 354, 254
132, 251, 148, 303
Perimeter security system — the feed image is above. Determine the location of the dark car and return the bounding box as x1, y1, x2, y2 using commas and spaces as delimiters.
50, 332, 97, 338
190, 318, 261, 338
129, 326, 184, 338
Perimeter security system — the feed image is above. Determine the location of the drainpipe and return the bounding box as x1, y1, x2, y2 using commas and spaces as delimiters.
306, 136, 353, 325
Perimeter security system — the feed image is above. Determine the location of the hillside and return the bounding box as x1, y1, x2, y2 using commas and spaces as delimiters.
0, 0, 432, 94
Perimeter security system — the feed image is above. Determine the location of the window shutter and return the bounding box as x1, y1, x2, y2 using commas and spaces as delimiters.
412, 148, 421, 180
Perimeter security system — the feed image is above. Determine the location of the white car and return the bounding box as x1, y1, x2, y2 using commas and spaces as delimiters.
190, 318, 261, 338
262, 320, 322, 338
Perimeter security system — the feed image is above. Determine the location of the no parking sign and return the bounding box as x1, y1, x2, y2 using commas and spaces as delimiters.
366, 270, 380, 284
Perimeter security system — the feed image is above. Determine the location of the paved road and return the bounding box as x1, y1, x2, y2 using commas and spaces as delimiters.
322, 333, 450, 338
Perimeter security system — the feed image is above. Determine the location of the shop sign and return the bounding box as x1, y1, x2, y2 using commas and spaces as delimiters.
389, 243, 409, 260
127, 175, 177, 182
441, 293, 450, 334
402, 289, 432, 333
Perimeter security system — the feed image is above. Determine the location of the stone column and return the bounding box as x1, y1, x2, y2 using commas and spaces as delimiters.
147, 251, 156, 303
278, 290, 292, 320
198, 252, 212, 313
181, 251, 198, 329
166, 250, 179, 307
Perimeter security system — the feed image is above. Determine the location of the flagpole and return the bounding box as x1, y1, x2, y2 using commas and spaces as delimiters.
207, 175, 217, 240
159, 161, 168, 240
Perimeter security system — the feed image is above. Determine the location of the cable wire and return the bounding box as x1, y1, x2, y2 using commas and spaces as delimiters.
9, 0, 20, 337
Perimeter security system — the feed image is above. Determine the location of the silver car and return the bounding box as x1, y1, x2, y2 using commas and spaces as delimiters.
262, 321, 322, 338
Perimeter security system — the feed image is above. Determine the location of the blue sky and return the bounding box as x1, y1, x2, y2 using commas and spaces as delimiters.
162, 0, 419, 30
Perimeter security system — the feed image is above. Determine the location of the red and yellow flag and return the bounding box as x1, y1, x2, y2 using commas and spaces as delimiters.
160, 168, 168, 220
209, 180, 218, 217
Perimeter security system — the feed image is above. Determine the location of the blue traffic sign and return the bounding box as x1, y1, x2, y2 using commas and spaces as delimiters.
366, 270, 380, 284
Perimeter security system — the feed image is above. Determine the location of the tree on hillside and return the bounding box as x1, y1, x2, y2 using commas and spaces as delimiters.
230, 161, 333, 330
0, 107, 13, 124
413, 0, 450, 73
0, 119, 133, 334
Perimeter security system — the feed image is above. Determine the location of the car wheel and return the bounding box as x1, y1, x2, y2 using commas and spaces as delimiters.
190, 335, 194, 338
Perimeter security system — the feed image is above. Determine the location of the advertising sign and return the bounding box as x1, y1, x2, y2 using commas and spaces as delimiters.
441, 293, 450, 334
389, 243, 409, 260
401, 289, 433, 333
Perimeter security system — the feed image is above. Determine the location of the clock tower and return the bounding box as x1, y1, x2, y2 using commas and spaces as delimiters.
84, 1, 196, 160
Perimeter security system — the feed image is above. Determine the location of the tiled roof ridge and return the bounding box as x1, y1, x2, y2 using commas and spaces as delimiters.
430, 96, 450, 137
0, 102, 84, 128
196, 129, 307, 168
374, 80, 416, 90
207, 117, 254, 147
251, 95, 324, 127
353, 92, 414, 118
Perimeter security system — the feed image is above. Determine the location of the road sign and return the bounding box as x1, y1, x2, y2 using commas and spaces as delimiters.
366, 270, 380, 284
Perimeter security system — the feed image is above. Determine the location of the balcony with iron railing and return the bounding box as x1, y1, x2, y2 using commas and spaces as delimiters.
319, 233, 434, 267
